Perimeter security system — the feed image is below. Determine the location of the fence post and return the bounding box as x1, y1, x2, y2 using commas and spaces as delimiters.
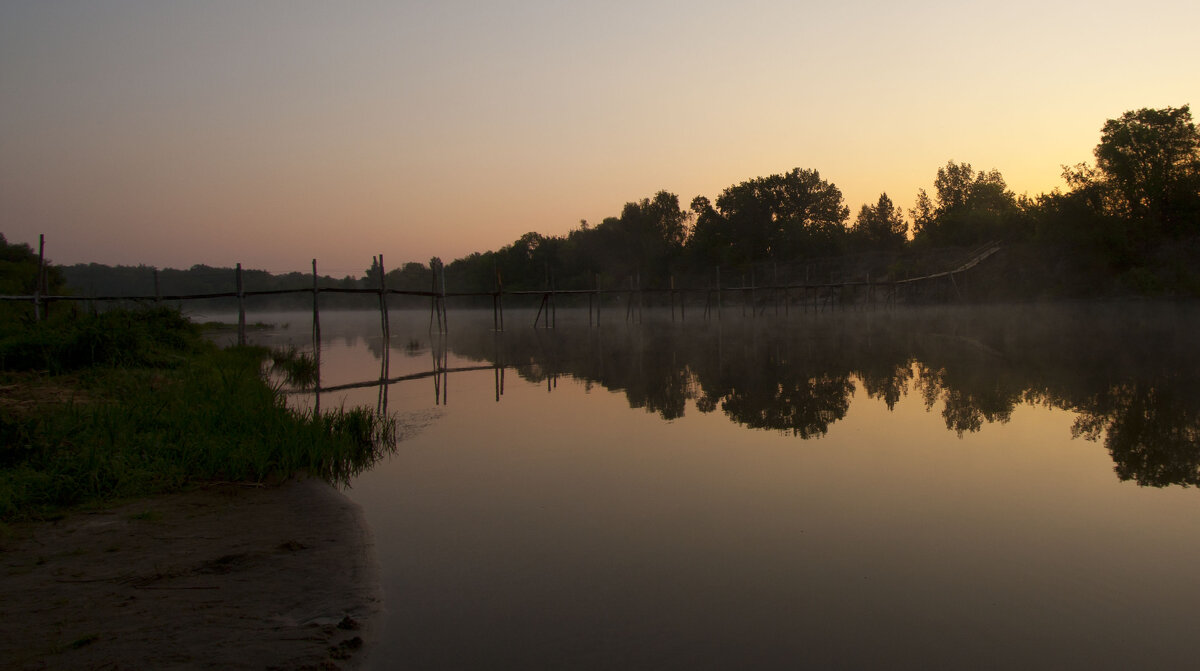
716, 266, 722, 322
236, 262, 245, 346
440, 259, 449, 333
493, 266, 502, 332
312, 259, 321, 412
33, 234, 44, 322
378, 254, 391, 346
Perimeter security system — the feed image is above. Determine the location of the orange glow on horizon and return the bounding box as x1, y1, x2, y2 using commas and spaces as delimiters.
1, 1, 1195, 274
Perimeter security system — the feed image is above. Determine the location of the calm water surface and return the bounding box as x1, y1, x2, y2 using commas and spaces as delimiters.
236, 304, 1200, 670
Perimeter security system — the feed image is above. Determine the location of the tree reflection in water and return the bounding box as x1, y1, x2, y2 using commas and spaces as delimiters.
438, 304, 1200, 487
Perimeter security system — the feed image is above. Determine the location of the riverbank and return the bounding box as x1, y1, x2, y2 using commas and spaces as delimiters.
0, 477, 380, 670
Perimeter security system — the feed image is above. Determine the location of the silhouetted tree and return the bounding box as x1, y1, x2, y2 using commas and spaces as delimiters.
1088, 105, 1200, 238
850, 193, 908, 250
911, 161, 1016, 246
687, 168, 849, 267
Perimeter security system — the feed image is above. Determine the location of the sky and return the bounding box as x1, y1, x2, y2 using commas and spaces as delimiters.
1, 1, 1196, 277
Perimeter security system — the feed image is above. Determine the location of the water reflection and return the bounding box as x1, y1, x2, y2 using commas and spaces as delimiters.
264, 305, 1200, 669
391, 305, 1199, 488
280, 304, 1200, 488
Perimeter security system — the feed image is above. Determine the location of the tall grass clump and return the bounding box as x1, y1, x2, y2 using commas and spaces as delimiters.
270, 346, 318, 388
0, 308, 397, 521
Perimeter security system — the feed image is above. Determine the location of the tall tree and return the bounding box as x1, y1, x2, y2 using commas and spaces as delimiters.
1093, 105, 1200, 236
851, 193, 908, 250
697, 168, 849, 265
590, 190, 690, 285
911, 161, 1016, 245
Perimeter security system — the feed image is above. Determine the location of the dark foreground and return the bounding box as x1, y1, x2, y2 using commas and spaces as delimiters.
0, 478, 379, 670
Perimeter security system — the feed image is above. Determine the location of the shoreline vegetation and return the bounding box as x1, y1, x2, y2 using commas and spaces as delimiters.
0, 306, 395, 524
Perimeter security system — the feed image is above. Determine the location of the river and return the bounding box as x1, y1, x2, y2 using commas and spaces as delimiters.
220, 303, 1200, 669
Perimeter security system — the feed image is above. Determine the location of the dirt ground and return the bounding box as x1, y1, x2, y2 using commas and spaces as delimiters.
0, 478, 381, 670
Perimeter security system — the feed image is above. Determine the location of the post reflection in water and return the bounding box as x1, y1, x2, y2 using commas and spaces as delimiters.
265, 305, 1200, 669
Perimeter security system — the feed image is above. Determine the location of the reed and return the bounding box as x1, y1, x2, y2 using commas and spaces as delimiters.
269, 346, 318, 388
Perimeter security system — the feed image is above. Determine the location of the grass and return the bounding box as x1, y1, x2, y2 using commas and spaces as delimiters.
0, 307, 395, 522
0, 307, 201, 373
270, 346, 318, 388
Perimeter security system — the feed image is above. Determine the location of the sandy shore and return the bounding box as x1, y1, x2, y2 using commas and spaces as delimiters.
0, 478, 381, 670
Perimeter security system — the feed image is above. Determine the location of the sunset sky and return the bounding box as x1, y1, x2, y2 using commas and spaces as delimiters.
2, 1, 1196, 276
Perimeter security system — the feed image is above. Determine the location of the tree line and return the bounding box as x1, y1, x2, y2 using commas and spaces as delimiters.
447, 104, 1198, 294
7, 104, 1198, 301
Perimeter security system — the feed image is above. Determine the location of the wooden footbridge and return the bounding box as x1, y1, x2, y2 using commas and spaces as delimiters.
5, 235, 1003, 341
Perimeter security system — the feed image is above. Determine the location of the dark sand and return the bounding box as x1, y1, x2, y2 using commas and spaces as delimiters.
0, 478, 381, 670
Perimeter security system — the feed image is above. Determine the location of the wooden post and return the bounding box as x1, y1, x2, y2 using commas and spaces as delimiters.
153, 268, 161, 304
595, 273, 601, 327
236, 262, 245, 346
741, 274, 746, 318
628, 274, 638, 324
636, 272, 642, 324
534, 293, 547, 328
429, 261, 436, 332
377, 347, 389, 415
773, 263, 779, 316
33, 234, 44, 322
493, 266, 501, 332
716, 266, 722, 322
670, 275, 676, 322
377, 254, 390, 346
680, 277, 685, 322
750, 269, 756, 318
312, 259, 322, 413
440, 260, 449, 333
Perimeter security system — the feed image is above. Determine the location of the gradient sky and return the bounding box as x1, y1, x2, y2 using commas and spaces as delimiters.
2, 1, 1196, 276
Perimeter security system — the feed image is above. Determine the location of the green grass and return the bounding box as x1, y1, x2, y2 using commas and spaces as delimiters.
0, 308, 395, 521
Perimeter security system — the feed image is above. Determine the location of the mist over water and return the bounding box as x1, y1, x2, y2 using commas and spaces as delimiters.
233, 304, 1200, 669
